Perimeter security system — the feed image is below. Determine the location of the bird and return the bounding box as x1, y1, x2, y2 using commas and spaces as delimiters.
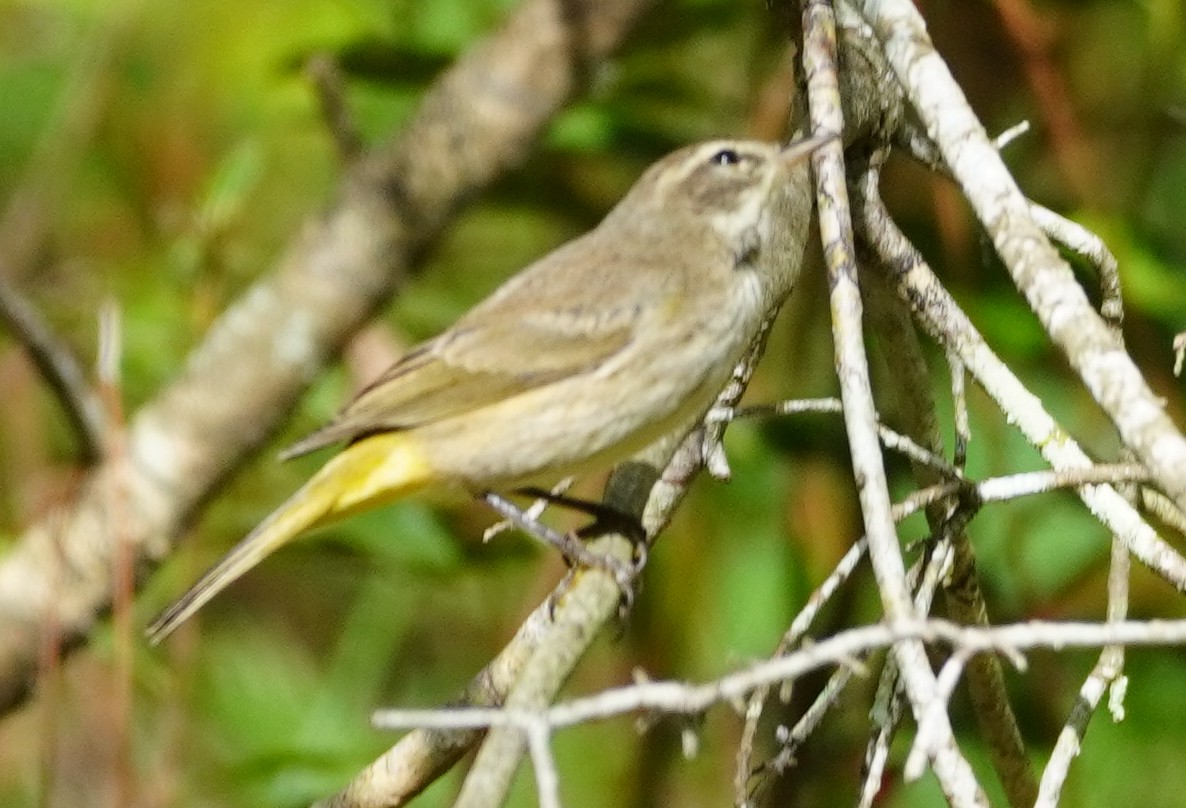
146, 134, 826, 644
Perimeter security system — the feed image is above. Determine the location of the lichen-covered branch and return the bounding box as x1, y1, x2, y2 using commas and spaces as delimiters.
0, 0, 656, 715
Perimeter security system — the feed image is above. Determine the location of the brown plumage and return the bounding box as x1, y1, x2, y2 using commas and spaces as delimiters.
146, 135, 825, 644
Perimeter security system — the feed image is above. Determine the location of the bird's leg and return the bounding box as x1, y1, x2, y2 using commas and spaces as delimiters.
482, 477, 573, 543
515, 487, 647, 567
481, 490, 642, 605
516, 486, 648, 615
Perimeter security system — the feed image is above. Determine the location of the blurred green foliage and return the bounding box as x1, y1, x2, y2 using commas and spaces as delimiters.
1, 0, 1185, 806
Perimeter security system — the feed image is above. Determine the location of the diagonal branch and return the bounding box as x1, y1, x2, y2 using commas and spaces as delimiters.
0, 0, 657, 716
855, 0, 1186, 517
853, 172, 1186, 593
321, 311, 807, 807
0, 273, 108, 462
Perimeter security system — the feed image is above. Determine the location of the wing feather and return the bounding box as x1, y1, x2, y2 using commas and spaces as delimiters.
281, 233, 667, 460
280, 302, 637, 459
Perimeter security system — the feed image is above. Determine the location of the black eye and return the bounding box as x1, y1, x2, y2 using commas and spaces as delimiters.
711, 148, 741, 166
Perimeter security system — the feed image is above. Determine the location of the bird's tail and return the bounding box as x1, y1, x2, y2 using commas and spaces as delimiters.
146, 431, 433, 644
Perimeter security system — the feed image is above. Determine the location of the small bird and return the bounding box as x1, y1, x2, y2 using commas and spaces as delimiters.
146, 134, 826, 644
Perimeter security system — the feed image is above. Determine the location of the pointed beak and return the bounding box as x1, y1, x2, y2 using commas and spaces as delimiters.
779, 131, 839, 167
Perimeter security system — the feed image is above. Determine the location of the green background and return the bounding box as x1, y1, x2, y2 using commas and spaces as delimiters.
1, 0, 1184, 805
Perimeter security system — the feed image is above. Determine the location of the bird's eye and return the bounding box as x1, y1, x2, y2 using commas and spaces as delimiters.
710, 149, 742, 166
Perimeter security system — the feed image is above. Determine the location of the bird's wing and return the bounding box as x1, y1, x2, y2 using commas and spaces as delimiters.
280, 293, 640, 459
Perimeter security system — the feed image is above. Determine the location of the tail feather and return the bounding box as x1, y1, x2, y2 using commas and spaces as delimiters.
146, 485, 332, 645
146, 432, 433, 645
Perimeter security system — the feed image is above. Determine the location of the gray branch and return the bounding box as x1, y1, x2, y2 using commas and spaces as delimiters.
0, 0, 657, 715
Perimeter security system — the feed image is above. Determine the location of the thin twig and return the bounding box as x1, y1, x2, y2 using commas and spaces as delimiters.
0, 273, 106, 462
1028, 202, 1123, 332
1140, 487, 1186, 540
859, 534, 960, 807
374, 617, 1186, 733
892, 463, 1150, 524
526, 719, 561, 808
853, 165, 1186, 593
306, 54, 363, 162
702, 315, 782, 481
1036, 571, 1129, 807
992, 120, 1031, 151
1037, 484, 1133, 805
736, 536, 868, 802
947, 352, 970, 469
731, 397, 962, 478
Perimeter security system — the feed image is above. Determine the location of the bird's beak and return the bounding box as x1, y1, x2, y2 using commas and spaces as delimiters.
779, 131, 839, 167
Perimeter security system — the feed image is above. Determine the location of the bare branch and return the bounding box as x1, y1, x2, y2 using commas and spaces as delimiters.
731, 397, 963, 477
1038, 494, 1133, 805
856, 0, 1186, 518
0, 273, 107, 462
0, 0, 658, 716
947, 352, 970, 468
802, 1, 986, 803
1141, 487, 1186, 540
306, 54, 363, 162
852, 165, 1186, 593
737, 536, 868, 802
859, 542, 955, 808
1028, 202, 1124, 332
374, 617, 1186, 734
